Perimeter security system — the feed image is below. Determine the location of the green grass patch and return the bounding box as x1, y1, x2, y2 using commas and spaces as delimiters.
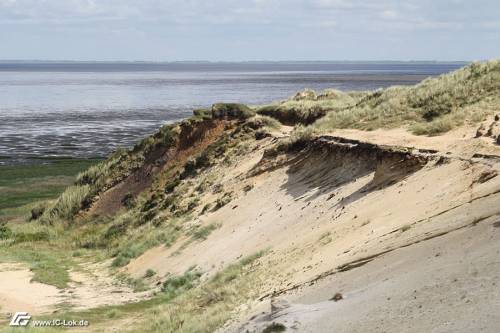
190, 223, 220, 241
162, 267, 202, 297
0, 245, 72, 289
0, 158, 100, 216
110, 216, 184, 267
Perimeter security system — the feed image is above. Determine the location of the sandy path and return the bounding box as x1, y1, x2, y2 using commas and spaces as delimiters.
0, 261, 152, 322
0, 263, 62, 316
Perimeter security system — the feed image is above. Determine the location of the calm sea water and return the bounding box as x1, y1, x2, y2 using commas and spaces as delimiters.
0, 62, 465, 164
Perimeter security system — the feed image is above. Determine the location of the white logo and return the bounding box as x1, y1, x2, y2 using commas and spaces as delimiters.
9, 312, 31, 326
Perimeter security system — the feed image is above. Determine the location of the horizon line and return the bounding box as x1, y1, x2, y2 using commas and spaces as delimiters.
0, 59, 472, 64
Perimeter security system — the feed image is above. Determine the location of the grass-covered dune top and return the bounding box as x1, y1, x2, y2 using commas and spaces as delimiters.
257, 88, 363, 125
313, 59, 500, 135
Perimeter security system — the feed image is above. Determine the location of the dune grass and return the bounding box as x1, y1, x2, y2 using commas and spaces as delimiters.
39, 184, 91, 223
257, 89, 361, 125
313, 59, 500, 135
244, 115, 282, 130
122, 250, 268, 333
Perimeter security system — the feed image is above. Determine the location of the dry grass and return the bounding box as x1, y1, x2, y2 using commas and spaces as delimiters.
39, 184, 91, 223
245, 115, 282, 130
123, 251, 268, 333
270, 125, 317, 154
257, 89, 360, 125
313, 59, 500, 135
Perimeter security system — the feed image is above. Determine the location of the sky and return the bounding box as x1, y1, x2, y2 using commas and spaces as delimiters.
0, 0, 499, 61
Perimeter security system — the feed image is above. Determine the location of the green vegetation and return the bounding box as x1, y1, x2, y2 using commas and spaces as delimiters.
39, 184, 91, 223
270, 125, 316, 154
144, 268, 157, 278
0, 246, 72, 289
262, 323, 287, 333
244, 115, 282, 130
39, 123, 181, 223
192, 108, 212, 120
122, 251, 267, 333
162, 267, 202, 296
0, 158, 103, 290
116, 272, 149, 292
258, 89, 360, 125
318, 231, 333, 245
215, 192, 233, 210
190, 223, 220, 241
212, 103, 256, 120
0, 158, 100, 221
313, 60, 500, 135
110, 215, 184, 267
11, 250, 268, 333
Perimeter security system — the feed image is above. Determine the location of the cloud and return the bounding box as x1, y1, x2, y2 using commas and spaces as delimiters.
0, 0, 498, 60
0, 0, 497, 31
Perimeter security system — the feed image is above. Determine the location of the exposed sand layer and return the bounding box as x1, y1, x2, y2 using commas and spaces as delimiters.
236, 213, 500, 333
125, 125, 500, 332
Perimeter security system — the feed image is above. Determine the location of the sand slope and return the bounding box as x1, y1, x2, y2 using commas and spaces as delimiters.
121, 125, 500, 332
3, 123, 500, 332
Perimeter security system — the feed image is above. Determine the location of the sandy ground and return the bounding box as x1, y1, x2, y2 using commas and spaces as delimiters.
330, 124, 499, 159
236, 217, 500, 332
0, 261, 151, 323
0, 263, 61, 316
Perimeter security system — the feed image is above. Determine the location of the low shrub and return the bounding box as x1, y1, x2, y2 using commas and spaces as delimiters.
0, 222, 12, 240
214, 192, 233, 210
212, 103, 256, 120
193, 108, 212, 119
271, 125, 316, 154
121, 193, 135, 209
30, 205, 46, 221
13, 231, 50, 244
144, 269, 157, 278
257, 89, 358, 125
162, 268, 202, 297
244, 116, 281, 130
201, 203, 213, 214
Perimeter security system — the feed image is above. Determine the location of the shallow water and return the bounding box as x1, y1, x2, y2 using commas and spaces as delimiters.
0, 62, 465, 164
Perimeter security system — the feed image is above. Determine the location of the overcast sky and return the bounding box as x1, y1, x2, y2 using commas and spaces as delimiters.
0, 0, 499, 61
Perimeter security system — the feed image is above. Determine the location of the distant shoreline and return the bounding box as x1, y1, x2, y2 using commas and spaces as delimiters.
0, 61, 469, 73
0, 60, 470, 64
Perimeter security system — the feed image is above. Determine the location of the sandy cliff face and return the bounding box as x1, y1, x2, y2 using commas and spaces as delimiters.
4, 116, 500, 332
117, 122, 500, 332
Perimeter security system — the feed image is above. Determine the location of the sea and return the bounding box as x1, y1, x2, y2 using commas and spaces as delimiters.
0, 61, 466, 165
